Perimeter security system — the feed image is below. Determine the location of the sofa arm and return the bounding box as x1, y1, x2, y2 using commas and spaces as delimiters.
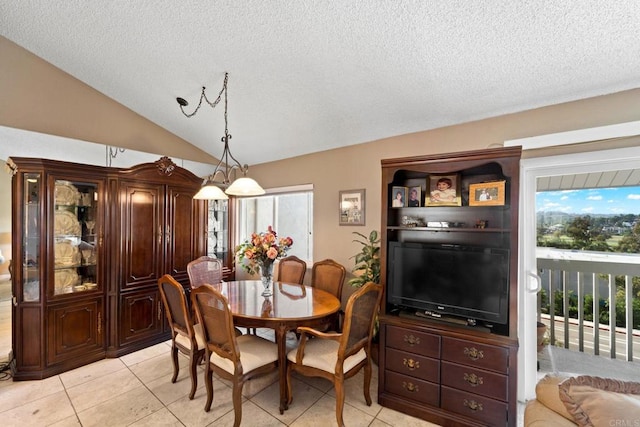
524, 399, 577, 426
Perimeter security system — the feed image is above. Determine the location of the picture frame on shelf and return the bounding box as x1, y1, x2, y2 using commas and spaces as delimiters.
391, 186, 407, 208
425, 174, 461, 206
339, 189, 365, 225
469, 180, 506, 206
407, 186, 422, 207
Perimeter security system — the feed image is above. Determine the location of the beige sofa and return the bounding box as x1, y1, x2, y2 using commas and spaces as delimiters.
524, 374, 640, 426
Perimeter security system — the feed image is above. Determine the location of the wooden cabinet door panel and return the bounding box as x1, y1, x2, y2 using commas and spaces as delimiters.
166, 185, 199, 280
121, 182, 164, 289
17, 306, 43, 370
119, 288, 164, 346
47, 299, 104, 365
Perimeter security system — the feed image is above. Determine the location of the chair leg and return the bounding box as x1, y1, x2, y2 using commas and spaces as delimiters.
363, 361, 372, 406
188, 351, 198, 400
232, 380, 243, 427
204, 363, 214, 412
170, 344, 179, 383
335, 377, 346, 427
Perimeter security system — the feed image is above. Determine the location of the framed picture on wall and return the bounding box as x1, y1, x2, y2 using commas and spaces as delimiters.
469, 181, 506, 206
339, 189, 365, 225
425, 174, 461, 206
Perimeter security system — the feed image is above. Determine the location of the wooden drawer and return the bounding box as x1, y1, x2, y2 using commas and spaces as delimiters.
441, 385, 508, 426
385, 370, 439, 407
385, 347, 440, 383
385, 325, 440, 358
441, 361, 508, 402
442, 337, 509, 374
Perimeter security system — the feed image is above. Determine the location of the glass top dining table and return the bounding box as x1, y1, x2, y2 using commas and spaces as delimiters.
208, 280, 341, 413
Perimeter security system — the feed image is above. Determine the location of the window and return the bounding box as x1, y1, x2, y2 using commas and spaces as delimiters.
235, 185, 313, 262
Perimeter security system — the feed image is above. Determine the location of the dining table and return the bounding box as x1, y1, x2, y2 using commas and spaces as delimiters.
210, 279, 341, 414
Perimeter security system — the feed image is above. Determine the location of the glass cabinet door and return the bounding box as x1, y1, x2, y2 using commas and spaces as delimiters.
207, 199, 228, 261
53, 179, 99, 296
23, 173, 41, 302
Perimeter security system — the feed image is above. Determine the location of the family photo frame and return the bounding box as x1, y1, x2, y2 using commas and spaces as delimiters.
391, 186, 408, 208
407, 186, 422, 207
425, 173, 462, 206
339, 189, 365, 225
469, 181, 506, 206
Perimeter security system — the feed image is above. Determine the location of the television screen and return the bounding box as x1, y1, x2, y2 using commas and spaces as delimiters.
387, 241, 510, 325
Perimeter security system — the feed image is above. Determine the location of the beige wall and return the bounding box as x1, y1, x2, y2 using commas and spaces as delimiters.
0, 36, 216, 164
1, 35, 640, 277
248, 89, 640, 271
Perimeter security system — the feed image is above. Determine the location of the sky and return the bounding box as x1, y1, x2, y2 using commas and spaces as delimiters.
536, 187, 640, 215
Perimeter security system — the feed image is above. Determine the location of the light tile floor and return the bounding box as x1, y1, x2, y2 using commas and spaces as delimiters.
0, 328, 441, 427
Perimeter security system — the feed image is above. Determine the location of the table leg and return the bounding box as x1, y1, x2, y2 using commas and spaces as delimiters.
275, 324, 288, 414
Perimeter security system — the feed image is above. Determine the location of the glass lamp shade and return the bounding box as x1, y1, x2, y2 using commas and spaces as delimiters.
193, 183, 230, 200
225, 177, 265, 196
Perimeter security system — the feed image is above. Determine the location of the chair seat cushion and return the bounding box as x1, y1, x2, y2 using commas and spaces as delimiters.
211, 334, 278, 374
175, 323, 205, 350
287, 338, 366, 373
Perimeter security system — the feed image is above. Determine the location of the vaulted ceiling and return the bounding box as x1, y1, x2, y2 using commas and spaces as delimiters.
1, 1, 640, 166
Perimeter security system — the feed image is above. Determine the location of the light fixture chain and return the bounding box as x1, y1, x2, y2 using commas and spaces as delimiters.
179, 73, 228, 118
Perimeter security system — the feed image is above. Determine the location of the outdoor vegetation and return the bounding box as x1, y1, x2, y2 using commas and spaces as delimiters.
537, 214, 640, 329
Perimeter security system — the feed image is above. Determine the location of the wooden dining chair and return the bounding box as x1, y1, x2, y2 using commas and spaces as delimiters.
187, 256, 224, 289
311, 258, 346, 330
277, 255, 307, 284
191, 285, 279, 426
157, 274, 205, 400
285, 282, 382, 427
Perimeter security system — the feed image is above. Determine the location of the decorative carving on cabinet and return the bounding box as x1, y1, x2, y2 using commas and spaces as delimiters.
155, 156, 177, 176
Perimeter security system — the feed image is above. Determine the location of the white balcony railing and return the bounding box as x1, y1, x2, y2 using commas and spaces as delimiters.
536, 247, 640, 362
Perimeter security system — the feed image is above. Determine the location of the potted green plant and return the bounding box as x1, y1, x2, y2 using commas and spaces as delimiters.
348, 230, 381, 363
348, 230, 380, 288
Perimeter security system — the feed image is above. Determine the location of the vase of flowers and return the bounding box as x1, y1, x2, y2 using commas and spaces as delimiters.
236, 226, 293, 297
258, 259, 275, 295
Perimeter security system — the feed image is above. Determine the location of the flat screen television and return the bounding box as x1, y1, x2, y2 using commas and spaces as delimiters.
387, 241, 510, 326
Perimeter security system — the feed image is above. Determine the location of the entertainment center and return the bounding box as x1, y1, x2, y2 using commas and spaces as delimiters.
378, 146, 521, 426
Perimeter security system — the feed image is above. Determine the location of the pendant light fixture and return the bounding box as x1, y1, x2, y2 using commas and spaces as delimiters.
177, 73, 265, 199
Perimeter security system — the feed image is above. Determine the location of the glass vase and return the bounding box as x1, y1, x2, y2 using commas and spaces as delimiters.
260, 261, 274, 297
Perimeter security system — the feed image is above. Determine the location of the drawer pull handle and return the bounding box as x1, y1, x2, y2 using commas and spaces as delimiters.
402, 381, 419, 393
464, 399, 483, 412
403, 358, 420, 370
463, 372, 483, 387
404, 334, 420, 346
464, 347, 484, 361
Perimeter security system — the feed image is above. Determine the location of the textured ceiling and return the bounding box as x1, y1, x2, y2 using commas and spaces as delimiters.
1, 1, 640, 166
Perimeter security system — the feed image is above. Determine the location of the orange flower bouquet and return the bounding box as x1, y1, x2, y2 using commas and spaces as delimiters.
236, 226, 293, 279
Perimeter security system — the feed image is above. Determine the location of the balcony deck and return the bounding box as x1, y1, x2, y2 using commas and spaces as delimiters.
536, 247, 640, 383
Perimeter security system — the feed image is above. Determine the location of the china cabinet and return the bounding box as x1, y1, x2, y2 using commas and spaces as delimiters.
9, 156, 208, 379
10, 158, 107, 379
377, 147, 521, 426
